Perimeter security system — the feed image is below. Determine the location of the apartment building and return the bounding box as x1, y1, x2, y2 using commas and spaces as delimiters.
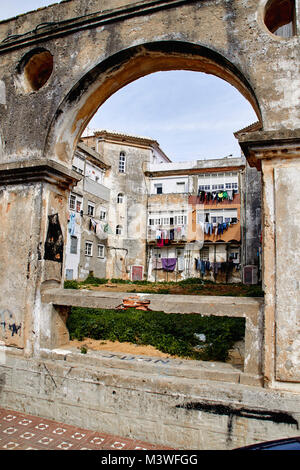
65, 131, 170, 281
65, 130, 261, 284
145, 157, 248, 283
65, 141, 110, 280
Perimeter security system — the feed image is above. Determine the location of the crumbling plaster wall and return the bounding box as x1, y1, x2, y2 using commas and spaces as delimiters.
101, 140, 150, 279
0, 0, 298, 395
0, 0, 298, 168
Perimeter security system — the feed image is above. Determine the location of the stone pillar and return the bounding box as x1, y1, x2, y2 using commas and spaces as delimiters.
239, 130, 300, 389
0, 160, 79, 356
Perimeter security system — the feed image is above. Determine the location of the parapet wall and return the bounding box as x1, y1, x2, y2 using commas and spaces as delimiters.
0, 345, 299, 450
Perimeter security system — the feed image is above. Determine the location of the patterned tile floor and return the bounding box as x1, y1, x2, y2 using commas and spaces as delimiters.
0, 407, 171, 450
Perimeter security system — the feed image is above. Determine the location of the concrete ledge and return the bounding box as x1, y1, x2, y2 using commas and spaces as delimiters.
40, 346, 242, 384
41, 288, 264, 384
41, 288, 263, 316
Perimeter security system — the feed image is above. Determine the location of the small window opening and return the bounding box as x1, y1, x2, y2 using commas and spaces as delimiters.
17, 48, 54, 92
119, 152, 126, 173
264, 0, 296, 37
154, 183, 163, 194
85, 241, 93, 256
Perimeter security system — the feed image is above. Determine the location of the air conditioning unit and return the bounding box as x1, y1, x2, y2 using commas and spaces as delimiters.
243, 265, 258, 285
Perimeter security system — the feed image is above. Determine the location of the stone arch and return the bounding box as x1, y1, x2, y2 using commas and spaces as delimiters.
44, 41, 262, 167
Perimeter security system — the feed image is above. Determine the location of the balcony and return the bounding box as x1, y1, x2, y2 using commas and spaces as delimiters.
147, 225, 187, 243
83, 177, 110, 201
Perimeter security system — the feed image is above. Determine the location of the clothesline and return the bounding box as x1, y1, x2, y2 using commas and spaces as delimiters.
89, 218, 113, 236
148, 226, 186, 245
195, 259, 239, 275
197, 188, 238, 203
202, 221, 232, 236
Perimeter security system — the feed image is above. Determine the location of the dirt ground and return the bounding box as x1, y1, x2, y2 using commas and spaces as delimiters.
67, 338, 181, 359
66, 337, 244, 367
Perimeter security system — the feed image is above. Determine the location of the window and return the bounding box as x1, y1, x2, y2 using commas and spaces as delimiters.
70, 236, 78, 254
200, 247, 210, 261
117, 193, 123, 204
116, 225, 122, 235
119, 152, 126, 173
176, 182, 185, 193
69, 194, 82, 212
176, 215, 187, 225
69, 194, 76, 210
199, 185, 211, 191
76, 199, 82, 213
154, 183, 163, 194
97, 244, 105, 258
85, 241, 93, 256
99, 209, 106, 220
87, 202, 95, 216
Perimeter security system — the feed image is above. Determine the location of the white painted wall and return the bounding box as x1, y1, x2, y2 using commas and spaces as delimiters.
150, 176, 190, 194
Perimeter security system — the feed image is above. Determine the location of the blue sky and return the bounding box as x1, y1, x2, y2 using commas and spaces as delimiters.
0, 1, 258, 161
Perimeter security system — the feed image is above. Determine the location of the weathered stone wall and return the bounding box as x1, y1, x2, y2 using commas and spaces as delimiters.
100, 139, 150, 279
0, 0, 299, 447
0, 0, 298, 168
241, 161, 262, 270
0, 349, 299, 450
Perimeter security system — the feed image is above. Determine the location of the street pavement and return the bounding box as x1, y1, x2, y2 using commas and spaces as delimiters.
0, 407, 171, 451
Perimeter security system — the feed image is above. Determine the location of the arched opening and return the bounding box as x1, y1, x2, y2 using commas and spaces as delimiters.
117, 193, 124, 204
54, 41, 262, 372
45, 41, 262, 165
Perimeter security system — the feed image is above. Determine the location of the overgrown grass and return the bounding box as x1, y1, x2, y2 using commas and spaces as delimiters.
110, 278, 133, 284
67, 307, 245, 362
64, 280, 80, 289
80, 275, 107, 286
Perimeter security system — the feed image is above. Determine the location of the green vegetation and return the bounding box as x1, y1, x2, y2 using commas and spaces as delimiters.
80, 275, 107, 286
64, 280, 80, 289
67, 307, 245, 362
64, 276, 107, 289
110, 278, 133, 284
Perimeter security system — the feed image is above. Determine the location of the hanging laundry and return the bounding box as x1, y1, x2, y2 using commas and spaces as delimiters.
161, 258, 177, 272
153, 258, 163, 270
200, 260, 206, 274
157, 238, 164, 247
90, 218, 97, 233
69, 212, 76, 235
103, 223, 113, 234
156, 229, 162, 240
96, 222, 105, 238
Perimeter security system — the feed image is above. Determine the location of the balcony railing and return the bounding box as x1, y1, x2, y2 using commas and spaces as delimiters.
147, 225, 187, 243
83, 177, 110, 201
